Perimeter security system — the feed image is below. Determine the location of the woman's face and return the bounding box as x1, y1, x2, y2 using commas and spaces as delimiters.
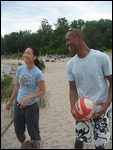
23, 48, 36, 64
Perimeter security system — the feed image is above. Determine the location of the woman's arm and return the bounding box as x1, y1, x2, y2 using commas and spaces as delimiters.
6, 77, 19, 110
18, 80, 46, 108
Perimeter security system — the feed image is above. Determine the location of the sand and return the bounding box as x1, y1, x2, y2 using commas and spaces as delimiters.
1, 54, 112, 149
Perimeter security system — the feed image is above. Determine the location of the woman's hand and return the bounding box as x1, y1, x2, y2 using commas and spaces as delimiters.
17, 96, 30, 108
6, 101, 13, 111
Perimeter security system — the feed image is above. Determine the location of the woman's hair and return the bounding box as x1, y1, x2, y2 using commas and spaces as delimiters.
28, 46, 41, 70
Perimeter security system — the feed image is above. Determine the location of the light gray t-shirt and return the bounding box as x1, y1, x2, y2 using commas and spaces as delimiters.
16, 64, 44, 105
66, 49, 112, 105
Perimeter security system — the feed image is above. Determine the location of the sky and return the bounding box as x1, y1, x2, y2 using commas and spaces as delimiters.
1, 1, 112, 36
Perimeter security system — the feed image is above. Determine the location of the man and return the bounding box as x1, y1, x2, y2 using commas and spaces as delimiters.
66, 28, 112, 149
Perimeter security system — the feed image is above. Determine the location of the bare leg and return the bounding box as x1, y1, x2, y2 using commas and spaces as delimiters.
74, 139, 84, 149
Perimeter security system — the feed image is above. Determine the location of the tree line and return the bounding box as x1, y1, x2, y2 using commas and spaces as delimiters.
1, 18, 112, 56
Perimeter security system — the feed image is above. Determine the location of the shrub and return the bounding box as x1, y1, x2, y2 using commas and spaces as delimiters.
38, 91, 49, 109
18, 62, 23, 66
1, 75, 14, 102
39, 59, 46, 71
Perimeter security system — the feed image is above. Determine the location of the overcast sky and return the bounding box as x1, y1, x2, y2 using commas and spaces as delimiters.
1, 1, 112, 36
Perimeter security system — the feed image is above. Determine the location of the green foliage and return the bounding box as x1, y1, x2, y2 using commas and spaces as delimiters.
17, 52, 23, 58
39, 59, 46, 71
1, 18, 112, 56
38, 92, 49, 109
1, 75, 14, 102
18, 62, 23, 66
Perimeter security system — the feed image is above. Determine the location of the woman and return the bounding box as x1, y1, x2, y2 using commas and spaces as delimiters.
6, 47, 46, 147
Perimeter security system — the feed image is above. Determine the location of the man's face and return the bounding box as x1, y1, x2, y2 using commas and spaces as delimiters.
66, 32, 79, 53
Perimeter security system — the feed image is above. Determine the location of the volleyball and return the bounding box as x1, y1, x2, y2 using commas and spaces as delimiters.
73, 98, 96, 121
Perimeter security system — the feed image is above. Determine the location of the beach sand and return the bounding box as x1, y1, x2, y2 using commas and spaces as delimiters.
1, 54, 112, 149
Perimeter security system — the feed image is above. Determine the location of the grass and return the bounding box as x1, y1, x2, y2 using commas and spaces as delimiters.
1, 75, 14, 102
38, 91, 50, 109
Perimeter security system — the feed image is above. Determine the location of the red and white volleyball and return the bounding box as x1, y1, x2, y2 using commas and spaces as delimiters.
73, 98, 96, 121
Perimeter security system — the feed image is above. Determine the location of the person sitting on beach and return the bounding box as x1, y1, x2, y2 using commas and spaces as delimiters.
6, 47, 46, 148
65, 28, 112, 149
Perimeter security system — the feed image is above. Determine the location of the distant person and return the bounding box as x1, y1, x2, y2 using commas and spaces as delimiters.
6, 47, 46, 148
65, 28, 112, 149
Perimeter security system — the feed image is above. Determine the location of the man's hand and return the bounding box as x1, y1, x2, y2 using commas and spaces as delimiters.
93, 102, 108, 119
